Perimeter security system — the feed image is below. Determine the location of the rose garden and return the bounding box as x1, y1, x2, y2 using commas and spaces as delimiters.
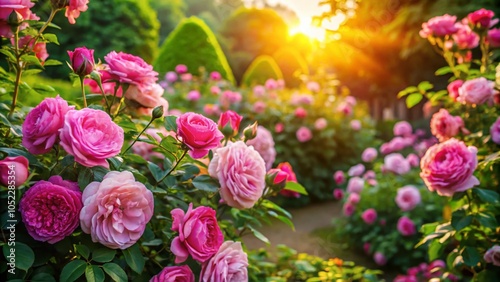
0, 0, 499, 281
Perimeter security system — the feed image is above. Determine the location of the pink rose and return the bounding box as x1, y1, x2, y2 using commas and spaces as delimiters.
484, 245, 500, 266
363, 170, 376, 179
350, 119, 361, 130
175, 64, 188, 74
306, 81, 320, 92
296, 126, 312, 142
219, 91, 242, 109
383, 153, 410, 175
253, 85, 266, 97
447, 80, 464, 101
395, 185, 421, 211
186, 90, 201, 101
294, 107, 307, 118
125, 83, 165, 108
252, 101, 266, 114
275, 123, 284, 133
419, 14, 458, 38
467, 8, 496, 29
333, 170, 345, 185
13, 35, 48, 62
406, 153, 420, 168
348, 163, 365, 177
104, 51, 158, 91
397, 216, 416, 236
165, 71, 178, 83
150, 265, 194, 282
333, 188, 344, 200
203, 104, 220, 116
361, 208, 377, 225
430, 108, 466, 142
176, 112, 224, 159
209, 141, 266, 209
80, 171, 154, 249
170, 204, 224, 263
267, 168, 288, 186
490, 117, 500, 144
0, 0, 38, 38
245, 126, 276, 171
0, 156, 29, 187
210, 71, 222, 81
347, 177, 364, 194
314, 118, 328, 130
68, 46, 94, 76
420, 138, 479, 196
60, 108, 124, 168
488, 28, 500, 48
361, 147, 378, 162
452, 24, 479, 49
22, 96, 74, 155
347, 193, 360, 205
200, 241, 248, 282
337, 102, 352, 116
65, 0, 89, 24
457, 77, 495, 105
210, 86, 221, 95
393, 121, 412, 136
265, 78, 278, 90
218, 110, 243, 138
343, 202, 355, 216
373, 252, 387, 266
277, 162, 300, 198
181, 73, 192, 82
20, 176, 82, 244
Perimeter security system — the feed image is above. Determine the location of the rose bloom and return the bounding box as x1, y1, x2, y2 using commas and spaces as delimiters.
210, 86, 221, 95
209, 141, 266, 209
430, 108, 466, 142
177, 112, 224, 159
68, 46, 94, 76
170, 204, 224, 263
267, 168, 288, 186
165, 71, 178, 83
252, 101, 266, 114
60, 108, 124, 168
457, 77, 495, 105
350, 119, 361, 131
488, 28, 500, 48
447, 80, 463, 101
383, 153, 410, 175
203, 104, 220, 116
200, 241, 248, 282
467, 8, 496, 28
337, 102, 352, 115
361, 208, 377, 225
80, 171, 154, 249
333, 188, 344, 200
343, 202, 355, 216
452, 24, 479, 49
373, 252, 387, 266
306, 81, 320, 92
393, 121, 412, 136
104, 51, 158, 90
347, 177, 364, 194
490, 117, 500, 144
150, 265, 194, 282
333, 170, 345, 185
20, 176, 82, 244
484, 245, 500, 266
296, 126, 312, 142
253, 85, 266, 97
175, 64, 188, 74
362, 147, 378, 162
395, 185, 421, 211
276, 162, 300, 198
245, 126, 276, 171
219, 91, 242, 109
0, 0, 38, 38
420, 138, 479, 196
22, 96, 74, 155
419, 14, 458, 38
347, 193, 360, 205
210, 71, 222, 81
13, 35, 48, 62
397, 216, 416, 236
65, 0, 89, 24
186, 90, 201, 101
265, 78, 278, 90
0, 156, 29, 187
275, 122, 284, 133
218, 110, 243, 137
125, 83, 165, 108
294, 107, 307, 118
181, 73, 192, 82
363, 170, 376, 179
406, 153, 420, 167
347, 163, 365, 177
314, 118, 328, 130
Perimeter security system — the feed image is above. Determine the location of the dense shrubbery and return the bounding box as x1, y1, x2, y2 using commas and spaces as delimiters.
272, 47, 309, 88
241, 55, 283, 87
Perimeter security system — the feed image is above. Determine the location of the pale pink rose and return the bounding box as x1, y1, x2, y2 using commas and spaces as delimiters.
350, 120, 361, 130
175, 64, 188, 74
380, 143, 391, 155
430, 108, 466, 142
363, 170, 376, 179
393, 121, 412, 136
467, 8, 496, 29
452, 24, 479, 49
209, 141, 266, 209
361, 147, 378, 162
337, 102, 352, 115
307, 81, 320, 92
186, 90, 201, 101
488, 28, 500, 48
253, 85, 266, 97
275, 123, 284, 133
314, 118, 328, 130
246, 126, 276, 171
395, 185, 421, 211
347, 192, 360, 205
104, 51, 158, 91
347, 177, 364, 194
22, 96, 74, 155
20, 176, 82, 244
291, 94, 314, 105
170, 204, 224, 263
150, 265, 194, 282
165, 71, 178, 83
80, 171, 154, 249
0, 0, 38, 38
343, 202, 355, 216
373, 252, 387, 266
210, 71, 221, 81
367, 179, 378, 186
345, 96, 357, 106
419, 14, 458, 38
420, 138, 479, 196
457, 77, 495, 105
176, 112, 224, 159
265, 78, 278, 90
490, 117, 500, 144
294, 107, 307, 118
484, 245, 500, 266
406, 153, 420, 167
0, 156, 29, 187
397, 216, 416, 236
210, 86, 221, 95
181, 73, 192, 82
333, 188, 344, 200
252, 101, 266, 114
383, 153, 410, 175
60, 109, 124, 168
333, 170, 345, 185
13, 35, 48, 62
296, 126, 312, 142
348, 164, 365, 177
125, 83, 165, 108
65, 0, 89, 24
219, 91, 242, 109
361, 208, 377, 225
203, 104, 220, 116
200, 241, 248, 282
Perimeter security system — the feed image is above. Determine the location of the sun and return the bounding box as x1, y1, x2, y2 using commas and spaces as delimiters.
289, 14, 346, 42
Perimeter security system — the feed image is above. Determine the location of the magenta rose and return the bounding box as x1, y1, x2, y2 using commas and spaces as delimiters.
209, 141, 266, 209
406, 153, 420, 167
267, 168, 288, 186
484, 245, 500, 266
393, 121, 412, 136
343, 202, 355, 216
0, 156, 29, 187
104, 51, 158, 90
452, 24, 479, 49
246, 126, 276, 170
430, 108, 466, 142
348, 164, 365, 177
177, 112, 224, 159
19, 176, 82, 244
395, 185, 421, 212
150, 265, 194, 282
419, 14, 458, 38
397, 216, 416, 236
467, 8, 496, 29
383, 153, 410, 175
200, 241, 248, 282
60, 108, 124, 168
218, 110, 243, 138
420, 138, 479, 196
170, 204, 224, 263
361, 147, 378, 162
447, 80, 463, 100
457, 77, 495, 105
361, 208, 377, 225
488, 28, 500, 48
68, 46, 94, 76
333, 170, 345, 185
333, 188, 344, 200
490, 117, 500, 144
64, 0, 89, 24
175, 64, 188, 74
296, 126, 312, 142
186, 90, 201, 102
347, 193, 360, 205
210, 71, 221, 81
22, 96, 74, 155
0, 0, 38, 38
277, 162, 300, 198
80, 171, 154, 249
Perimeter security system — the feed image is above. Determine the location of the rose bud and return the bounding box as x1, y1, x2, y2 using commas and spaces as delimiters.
218, 110, 243, 138
68, 47, 95, 77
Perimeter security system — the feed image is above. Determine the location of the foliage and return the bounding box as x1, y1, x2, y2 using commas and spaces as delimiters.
148, 0, 186, 45
272, 47, 309, 88
153, 16, 235, 84
241, 55, 283, 87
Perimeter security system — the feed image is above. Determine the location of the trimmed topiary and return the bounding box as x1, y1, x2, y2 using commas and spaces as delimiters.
273, 47, 309, 88
153, 16, 235, 84
241, 55, 283, 87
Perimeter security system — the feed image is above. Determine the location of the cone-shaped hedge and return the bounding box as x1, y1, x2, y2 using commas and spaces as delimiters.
273, 47, 309, 88
241, 55, 283, 87
153, 16, 235, 83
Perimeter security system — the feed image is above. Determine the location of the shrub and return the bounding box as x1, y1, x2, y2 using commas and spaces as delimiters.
153, 16, 235, 84
272, 47, 309, 88
241, 55, 283, 87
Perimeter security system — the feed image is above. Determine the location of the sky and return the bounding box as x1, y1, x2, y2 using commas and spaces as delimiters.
266, 0, 330, 23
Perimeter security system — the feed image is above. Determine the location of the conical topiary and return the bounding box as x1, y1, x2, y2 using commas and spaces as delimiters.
273, 47, 309, 88
241, 55, 283, 87
153, 16, 235, 83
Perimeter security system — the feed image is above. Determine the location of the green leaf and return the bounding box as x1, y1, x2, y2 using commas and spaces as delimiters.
32, 83, 56, 95
284, 182, 308, 195
148, 162, 167, 182
43, 59, 63, 66
122, 244, 145, 274
78, 167, 94, 189
164, 115, 178, 132
428, 240, 445, 261
276, 215, 295, 231
0, 48, 16, 63
103, 263, 128, 282
248, 225, 270, 244
192, 175, 219, 192
2, 242, 35, 271
32, 273, 56, 282
60, 260, 87, 282
417, 81, 433, 91
43, 33, 59, 45
75, 244, 90, 260
397, 86, 418, 98
261, 199, 292, 218
92, 248, 116, 263
462, 247, 481, 267
473, 188, 499, 204
20, 54, 43, 68
475, 213, 498, 229
435, 66, 452, 75
451, 210, 472, 231
85, 265, 105, 282
406, 93, 423, 108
